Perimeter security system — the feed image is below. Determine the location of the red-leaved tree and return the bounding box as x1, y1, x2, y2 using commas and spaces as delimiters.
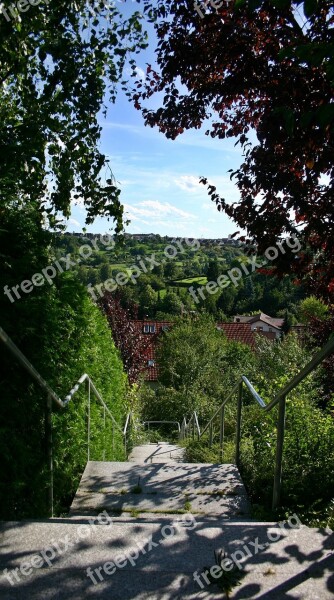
99, 292, 157, 383
132, 0, 334, 300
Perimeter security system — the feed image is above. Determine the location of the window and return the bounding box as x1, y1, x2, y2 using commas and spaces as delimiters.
143, 324, 156, 333
147, 360, 155, 367
161, 325, 169, 332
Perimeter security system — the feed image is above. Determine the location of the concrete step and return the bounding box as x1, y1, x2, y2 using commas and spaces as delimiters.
128, 443, 185, 463
0, 518, 333, 598
69, 460, 250, 518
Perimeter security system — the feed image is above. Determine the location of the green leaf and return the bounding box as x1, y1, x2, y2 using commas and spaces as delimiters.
271, 0, 291, 8
247, 0, 262, 9
283, 109, 295, 135
316, 104, 334, 128
303, 0, 318, 18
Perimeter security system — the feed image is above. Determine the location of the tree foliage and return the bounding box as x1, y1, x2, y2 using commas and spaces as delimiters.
141, 315, 255, 422
99, 292, 156, 383
133, 0, 334, 297
0, 205, 128, 518
0, 0, 147, 230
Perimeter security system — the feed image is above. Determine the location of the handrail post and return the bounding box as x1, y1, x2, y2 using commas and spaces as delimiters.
220, 406, 225, 462
124, 415, 128, 459
46, 394, 54, 517
235, 381, 243, 467
87, 379, 91, 462
112, 422, 115, 460
209, 423, 213, 448
272, 395, 286, 510
103, 405, 106, 462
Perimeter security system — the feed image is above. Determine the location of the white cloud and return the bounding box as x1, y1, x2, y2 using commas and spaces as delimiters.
135, 66, 145, 80
174, 175, 202, 193
68, 218, 81, 229
124, 200, 196, 224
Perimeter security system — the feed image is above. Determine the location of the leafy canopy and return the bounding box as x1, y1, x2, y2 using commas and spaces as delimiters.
0, 0, 147, 230
133, 0, 334, 297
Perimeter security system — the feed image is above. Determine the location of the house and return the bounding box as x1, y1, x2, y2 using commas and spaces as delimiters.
216, 322, 256, 349
233, 313, 284, 339
129, 320, 171, 382
129, 320, 261, 383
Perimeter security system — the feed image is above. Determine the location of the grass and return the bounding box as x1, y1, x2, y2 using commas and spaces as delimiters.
109, 263, 129, 270
192, 488, 239, 497
99, 507, 206, 516
175, 276, 208, 285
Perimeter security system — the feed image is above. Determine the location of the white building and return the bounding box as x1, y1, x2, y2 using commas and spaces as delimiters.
233, 313, 284, 339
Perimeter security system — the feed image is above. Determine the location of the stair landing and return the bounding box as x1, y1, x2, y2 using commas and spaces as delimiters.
128, 442, 185, 463
0, 518, 333, 599
1, 444, 333, 599
69, 457, 250, 518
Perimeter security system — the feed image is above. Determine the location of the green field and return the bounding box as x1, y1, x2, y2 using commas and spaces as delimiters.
176, 276, 208, 285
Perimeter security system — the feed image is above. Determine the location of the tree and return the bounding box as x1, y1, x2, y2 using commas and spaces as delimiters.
154, 315, 255, 421
139, 284, 157, 315
0, 2, 148, 519
1, 1, 147, 230
134, 0, 334, 298
216, 285, 238, 316
164, 261, 181, 279
206, 259, 220, 281
152, 263, 165, 278
308, 306, 334, 406
99, 262, 113, 283
298, 295, 329, 323
161, 291, 184, 315
0, 204, 127, 518
100, 292, 154, 384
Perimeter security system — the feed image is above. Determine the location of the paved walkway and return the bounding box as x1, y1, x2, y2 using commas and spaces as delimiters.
1, 443, 333, 598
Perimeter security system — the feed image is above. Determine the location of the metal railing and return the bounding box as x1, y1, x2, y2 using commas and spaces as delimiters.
180, 412, 200, 440
0, 327, 133, 517
180, 334, 334, 510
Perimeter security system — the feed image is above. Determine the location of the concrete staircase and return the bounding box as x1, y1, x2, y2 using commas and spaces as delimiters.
69, 443, 250, 518
1, 443, 333, 599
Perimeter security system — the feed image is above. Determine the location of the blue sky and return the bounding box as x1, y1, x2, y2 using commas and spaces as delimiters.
68, 3, 245, 238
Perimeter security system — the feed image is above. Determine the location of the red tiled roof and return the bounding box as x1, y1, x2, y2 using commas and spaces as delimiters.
130, 320, 261, 381
217, 323, 256, 348
258, 330, 277, 341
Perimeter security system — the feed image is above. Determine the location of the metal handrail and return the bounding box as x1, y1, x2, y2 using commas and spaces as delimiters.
180, 412, 201, 441
181, 334, 334, 510
0, 326, 132, 516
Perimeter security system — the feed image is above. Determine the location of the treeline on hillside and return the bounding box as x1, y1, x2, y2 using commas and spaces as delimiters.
54, 232, 306, 322
0, 205, 128, 519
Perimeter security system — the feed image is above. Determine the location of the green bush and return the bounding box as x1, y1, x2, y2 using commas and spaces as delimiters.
238, 336, 334, 512
0, 205, 128, 518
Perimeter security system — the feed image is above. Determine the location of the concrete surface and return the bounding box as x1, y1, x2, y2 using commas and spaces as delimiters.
0, 518, 333, 599
69, 460, 249, 517
1, 445, 333, 598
